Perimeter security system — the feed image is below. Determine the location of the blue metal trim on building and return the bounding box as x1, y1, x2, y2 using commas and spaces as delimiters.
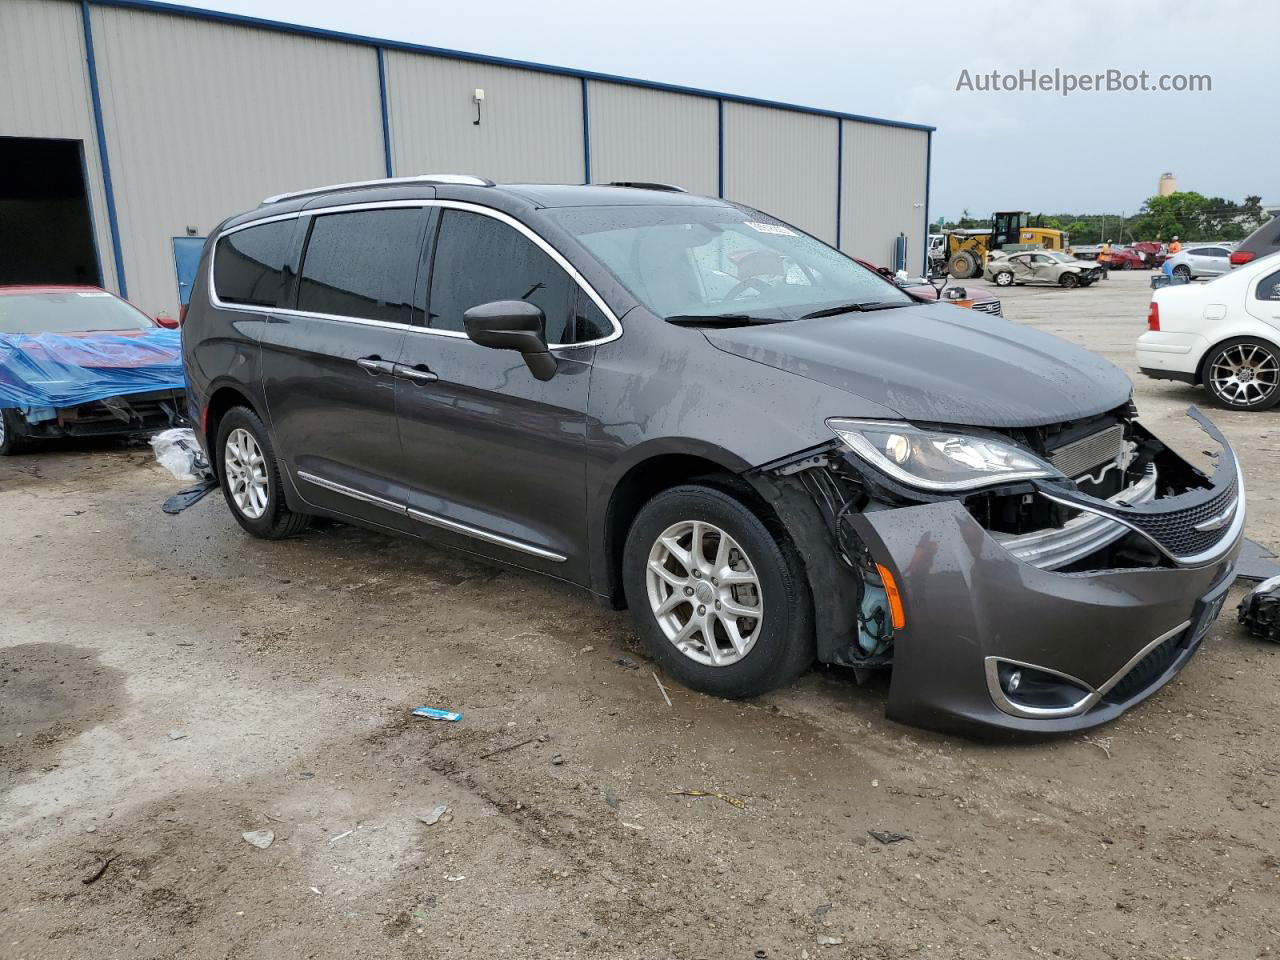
580, 78, 592, 183
835, 119, 844, 249
923, 130, 932, 274
85, 0, 935, 133
717, 99, 725, 198
376, 47, 393, 178
80, 1, 128, 297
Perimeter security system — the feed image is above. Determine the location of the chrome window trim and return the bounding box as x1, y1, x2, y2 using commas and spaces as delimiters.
294, 469, 566, 563
208, 199, 622, 348
984, 617, 1191, 720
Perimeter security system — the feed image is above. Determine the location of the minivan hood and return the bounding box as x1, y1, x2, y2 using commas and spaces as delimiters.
702, 302, 1132, 428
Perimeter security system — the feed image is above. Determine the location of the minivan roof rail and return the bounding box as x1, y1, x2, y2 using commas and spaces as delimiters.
261, 174, 495, 205
599, 181, 687, 193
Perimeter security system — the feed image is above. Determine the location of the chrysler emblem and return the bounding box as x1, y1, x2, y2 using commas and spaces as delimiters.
1193, 497, 1237, 533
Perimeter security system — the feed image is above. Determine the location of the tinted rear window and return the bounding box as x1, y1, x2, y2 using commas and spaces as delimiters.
213, 220, 293, 308
297, 208, 424, 324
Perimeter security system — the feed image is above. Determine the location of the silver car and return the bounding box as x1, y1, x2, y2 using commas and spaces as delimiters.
1165, 244, 1233, 280
984, 250, 1101, 288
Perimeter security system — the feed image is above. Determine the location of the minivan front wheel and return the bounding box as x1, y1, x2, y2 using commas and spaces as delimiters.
216, 407, 310, 539
622, 484, 813, 698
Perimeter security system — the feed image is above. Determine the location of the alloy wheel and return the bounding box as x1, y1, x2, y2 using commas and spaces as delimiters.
224, 427, 269, 519
1209, 343, 1280, 407
645, 520, 763, 667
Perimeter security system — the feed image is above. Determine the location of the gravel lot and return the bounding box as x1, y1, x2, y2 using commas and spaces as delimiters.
2, 269, 1277, 960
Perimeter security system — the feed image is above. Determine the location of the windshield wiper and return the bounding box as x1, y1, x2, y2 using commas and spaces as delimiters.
799, 301, 910, 320
665, 313, 781, 327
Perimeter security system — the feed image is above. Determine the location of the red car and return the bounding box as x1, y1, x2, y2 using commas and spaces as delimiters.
1128, 242, 1167, 267
856, 259, 1003, 317
0, 285, 185, 455
1103, 247, 1150, 270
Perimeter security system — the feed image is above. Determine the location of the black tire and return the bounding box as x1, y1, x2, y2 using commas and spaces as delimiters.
0, 409, 27, 456
993, 270, 1014, 287
948, 250, 980, 280
1060, 273, 1080, 288
1202, 337, 1280, 412
1173, 264, 1191, 279
1121, 260, 1133, 271
622, 483, 814, 699
215, 406, 311, 539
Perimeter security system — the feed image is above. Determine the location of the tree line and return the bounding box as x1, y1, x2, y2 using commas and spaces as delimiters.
938, 193, 1268, 244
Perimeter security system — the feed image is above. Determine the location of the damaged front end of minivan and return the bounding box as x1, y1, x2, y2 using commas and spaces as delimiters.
749, 405, 1243, 736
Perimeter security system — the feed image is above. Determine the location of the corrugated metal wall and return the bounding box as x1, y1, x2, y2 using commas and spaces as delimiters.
0, 0, 117, 290
89, 4, 385, 314
385, 53, 583, 184
586, 82, 718, 196
2, 1, 931, 315
722, 103, 839, 245
841, 121, 928, 269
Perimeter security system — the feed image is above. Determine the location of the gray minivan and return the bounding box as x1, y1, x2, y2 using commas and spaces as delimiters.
183, 175, 1243, 736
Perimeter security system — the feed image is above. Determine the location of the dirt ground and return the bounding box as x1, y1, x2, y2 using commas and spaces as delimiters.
2, 269, 1278, 960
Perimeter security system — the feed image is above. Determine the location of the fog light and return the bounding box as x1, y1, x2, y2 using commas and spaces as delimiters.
991, 660, 1094, 716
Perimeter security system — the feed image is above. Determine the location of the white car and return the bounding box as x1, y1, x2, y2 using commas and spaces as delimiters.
1137, 253, 1280, 410
1164, 244, 1234, 280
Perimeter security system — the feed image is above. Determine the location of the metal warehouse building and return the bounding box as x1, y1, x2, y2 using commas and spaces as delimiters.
1, 0, 935, 318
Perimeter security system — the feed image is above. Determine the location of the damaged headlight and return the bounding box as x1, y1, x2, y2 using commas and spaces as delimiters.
826, 419, 1061, 492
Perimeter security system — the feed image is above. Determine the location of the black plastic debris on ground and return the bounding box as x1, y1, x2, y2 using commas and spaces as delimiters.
1236, 538, 1280, 583
163, 476, 219, 514
868, 830, 912, 845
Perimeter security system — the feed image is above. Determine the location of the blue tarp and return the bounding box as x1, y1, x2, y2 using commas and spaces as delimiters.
0, 329, 186, 410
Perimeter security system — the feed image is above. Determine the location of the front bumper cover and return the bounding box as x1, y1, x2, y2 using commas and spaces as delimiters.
848, 407, 1243, 735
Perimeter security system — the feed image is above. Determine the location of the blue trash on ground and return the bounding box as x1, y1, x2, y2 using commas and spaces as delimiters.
412, 706, 463, 722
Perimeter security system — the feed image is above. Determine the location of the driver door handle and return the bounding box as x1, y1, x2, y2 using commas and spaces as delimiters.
356, 356, 397, 376
395, 364, 439, 385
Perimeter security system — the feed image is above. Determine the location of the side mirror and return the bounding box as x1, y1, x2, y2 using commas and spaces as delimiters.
462, 300, 557, 381
154, 313, 180, 329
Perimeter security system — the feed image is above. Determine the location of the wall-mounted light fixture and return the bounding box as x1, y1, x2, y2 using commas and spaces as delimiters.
473, 88, 485, 126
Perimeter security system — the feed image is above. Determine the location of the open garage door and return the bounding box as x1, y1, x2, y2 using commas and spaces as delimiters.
0, 137, 102, 287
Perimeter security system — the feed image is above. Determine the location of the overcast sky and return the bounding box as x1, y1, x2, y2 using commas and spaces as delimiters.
172, 0, 1271, 221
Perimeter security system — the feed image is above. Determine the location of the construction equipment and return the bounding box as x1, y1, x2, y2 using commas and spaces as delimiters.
937, 212, 1070, 279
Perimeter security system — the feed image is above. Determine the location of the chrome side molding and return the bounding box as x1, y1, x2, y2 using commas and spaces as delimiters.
294, 470, 565, 563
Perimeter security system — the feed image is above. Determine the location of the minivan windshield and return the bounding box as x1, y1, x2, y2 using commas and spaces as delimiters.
547, 204, 914, 323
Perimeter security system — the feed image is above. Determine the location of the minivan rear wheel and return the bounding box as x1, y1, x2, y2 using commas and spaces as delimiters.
622, 484, 813, 698
216, 406, 311, 539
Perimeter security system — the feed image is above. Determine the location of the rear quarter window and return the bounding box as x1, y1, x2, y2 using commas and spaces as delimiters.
213, 220, 294, 308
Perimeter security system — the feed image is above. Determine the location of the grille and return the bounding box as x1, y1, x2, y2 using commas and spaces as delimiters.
1104, 629, 1186, 703
1124, 484, 1238, 558
1047, 424, 1124, 479
970, 299, 1003, 317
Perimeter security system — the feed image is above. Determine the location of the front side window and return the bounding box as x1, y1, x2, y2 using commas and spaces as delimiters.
428, 209, 578, 342
214, 220, 293, 307
297, 208, 424, 324
546, 204, 912, 323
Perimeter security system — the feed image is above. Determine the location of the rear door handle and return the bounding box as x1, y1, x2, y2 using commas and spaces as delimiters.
395, 364, 439, 385
356, 356, 397, 376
